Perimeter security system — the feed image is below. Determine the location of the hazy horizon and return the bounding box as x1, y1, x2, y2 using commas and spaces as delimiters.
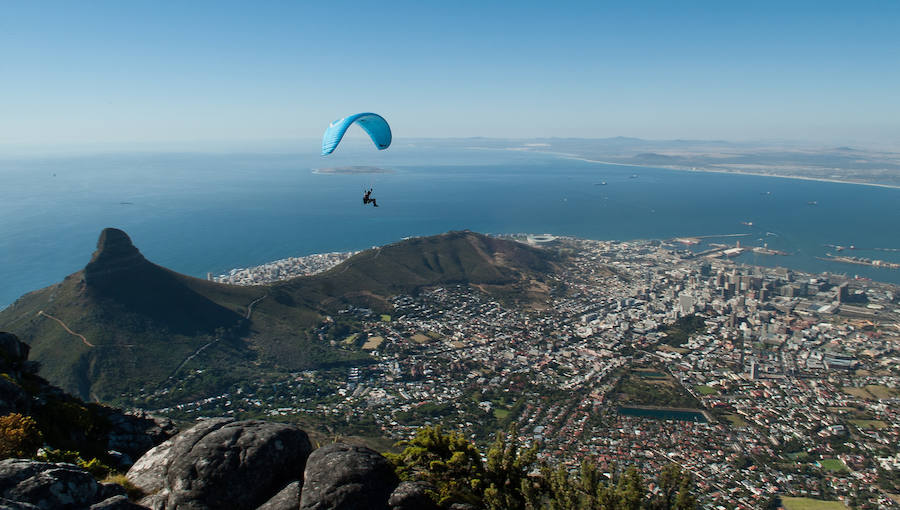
3, 134, 898, 158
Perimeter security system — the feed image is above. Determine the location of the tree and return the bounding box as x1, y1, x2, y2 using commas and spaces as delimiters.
388, 424, 699, 510
673, 473, 696, 510
649, 464, 694, 510
387, 424, 485, 506
617, 466, 645, 510
484, 425, 540, 510
541, 464, 580, 510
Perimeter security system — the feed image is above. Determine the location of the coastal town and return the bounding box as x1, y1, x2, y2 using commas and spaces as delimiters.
151, 235, 900, 509
210, 250, 358, 285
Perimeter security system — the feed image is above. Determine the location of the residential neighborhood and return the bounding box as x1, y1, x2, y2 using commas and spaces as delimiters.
151, 236, 900, 509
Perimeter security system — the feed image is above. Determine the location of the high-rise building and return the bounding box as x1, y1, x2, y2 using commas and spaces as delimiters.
678, 294, 695, 315
837, 283, 850, 303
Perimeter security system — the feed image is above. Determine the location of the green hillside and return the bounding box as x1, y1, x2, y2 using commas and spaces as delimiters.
0, 229, 558, 404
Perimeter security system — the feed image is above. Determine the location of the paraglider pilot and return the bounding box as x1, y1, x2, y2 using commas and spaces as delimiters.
363, 188, 378, 207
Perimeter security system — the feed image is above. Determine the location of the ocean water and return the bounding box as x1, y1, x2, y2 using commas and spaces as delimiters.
3, 143, 900, 309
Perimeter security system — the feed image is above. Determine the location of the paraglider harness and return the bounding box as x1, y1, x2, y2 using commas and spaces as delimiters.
363, 188, 379, 207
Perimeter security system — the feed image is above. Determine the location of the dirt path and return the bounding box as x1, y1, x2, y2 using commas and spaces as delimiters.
167, 338, 220, 380
37, 310, 94, 347
246, 293, 268, 319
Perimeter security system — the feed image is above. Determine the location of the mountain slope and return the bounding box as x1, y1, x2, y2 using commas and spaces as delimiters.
0, 229, 558, 403
277, 230, 556, 310
0, 229, 261, 401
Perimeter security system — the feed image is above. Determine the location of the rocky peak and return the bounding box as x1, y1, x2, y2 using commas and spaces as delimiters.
84, 228, 148, 286
0, 332, 30, 368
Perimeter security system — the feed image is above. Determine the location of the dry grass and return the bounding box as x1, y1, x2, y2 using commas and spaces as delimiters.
362, 336, 383, 350
781, 496, 846, 510
411, 333, 431, 344
102, 473, 145, 501
843, 385, 898, 400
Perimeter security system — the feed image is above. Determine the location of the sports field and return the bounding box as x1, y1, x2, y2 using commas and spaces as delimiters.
781, 496, 845, 509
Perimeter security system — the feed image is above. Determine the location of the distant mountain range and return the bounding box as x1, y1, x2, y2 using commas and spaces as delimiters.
0, 228, 558, 404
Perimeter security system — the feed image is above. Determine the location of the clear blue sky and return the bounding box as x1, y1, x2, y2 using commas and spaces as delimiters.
2, 1, 898, 147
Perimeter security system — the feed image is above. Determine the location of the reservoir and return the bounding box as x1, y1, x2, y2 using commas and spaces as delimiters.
618, 406, 708, 422
633, 371, 667, 379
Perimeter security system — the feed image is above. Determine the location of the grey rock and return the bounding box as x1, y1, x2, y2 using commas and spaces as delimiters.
97, 482, 127, 501
0, 377, 29, 417
299, 443, 398, 510
448, 504, 479, 510
0, 459, 102, 509
129, 419, 311, 510
388, 481, 438, 510
135, 493, 165, 510
256, 480, 300, 510
89, 495, 148, 509
102, 409, 178, 466
0, 497, 39, 509
128, 418, 231, 498
0, 333, 30, 368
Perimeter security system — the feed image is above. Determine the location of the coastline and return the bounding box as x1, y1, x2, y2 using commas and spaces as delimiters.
556, 153, 900, 191
479, 146, 900, 191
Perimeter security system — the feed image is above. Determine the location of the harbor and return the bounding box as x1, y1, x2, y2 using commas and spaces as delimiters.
818, 254, 900, 270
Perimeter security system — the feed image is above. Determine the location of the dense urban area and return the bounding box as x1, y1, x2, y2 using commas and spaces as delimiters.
152, 235, 899, 509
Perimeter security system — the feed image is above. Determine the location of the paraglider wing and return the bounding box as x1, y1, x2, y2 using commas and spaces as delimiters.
321, 112, 392, 156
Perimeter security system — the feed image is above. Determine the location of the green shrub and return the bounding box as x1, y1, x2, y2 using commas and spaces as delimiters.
0, 413, 43, 459
35, 447, 112, 479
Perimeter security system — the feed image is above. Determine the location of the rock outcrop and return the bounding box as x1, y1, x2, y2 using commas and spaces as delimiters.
299, 444, 398, 510
0, 333, 34, 417
256, 480, 301, 510
124, 420, 421, 510
0, 333, 30, 369
388, 481, 439, 510
89, 495, 147, 509
101, 411, 177, 468
0, 332, 176, 465
0, 459, 124, 510
84, 229, 149, 287
128, 419, 312, 510
0, 330, 420, 510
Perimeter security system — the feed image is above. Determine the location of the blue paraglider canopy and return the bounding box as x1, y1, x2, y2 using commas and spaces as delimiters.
321, 112, 392, 156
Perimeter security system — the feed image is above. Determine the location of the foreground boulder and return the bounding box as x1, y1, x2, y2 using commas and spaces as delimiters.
0, 459, 125, 509
89, 495, 147, 509
128, 419, 312, 510
299, 444, 399, 510
388, 481, 439, 510
256, 480, 300, 510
